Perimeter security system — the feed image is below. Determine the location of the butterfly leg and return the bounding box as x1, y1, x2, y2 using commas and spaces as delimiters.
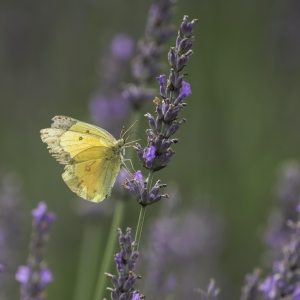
122, 158, 136, 176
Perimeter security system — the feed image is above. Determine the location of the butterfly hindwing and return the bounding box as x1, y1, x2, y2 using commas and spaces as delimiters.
62, 148, 121, 202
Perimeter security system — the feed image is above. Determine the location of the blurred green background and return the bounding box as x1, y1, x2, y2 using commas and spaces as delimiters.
1, 0, 300, 298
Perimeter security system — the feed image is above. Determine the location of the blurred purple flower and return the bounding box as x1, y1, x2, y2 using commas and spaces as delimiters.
111, 34, 134, 60
89, 92, 129, 137
16, 202, 55, 299
15, 266, 30, 284
264, 161, 300, 262
0, 264, 3, 273
240, 269, 261, 300
124, 0, 175, 110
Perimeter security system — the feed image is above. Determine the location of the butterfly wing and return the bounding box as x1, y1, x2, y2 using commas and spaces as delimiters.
40, 115, 122, 202
62, 147, 121, 202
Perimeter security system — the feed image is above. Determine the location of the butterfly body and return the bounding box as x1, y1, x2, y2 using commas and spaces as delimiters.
40, 116, 125, 202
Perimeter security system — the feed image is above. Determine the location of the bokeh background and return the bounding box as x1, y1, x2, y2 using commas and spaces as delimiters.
1, 0, 300, 299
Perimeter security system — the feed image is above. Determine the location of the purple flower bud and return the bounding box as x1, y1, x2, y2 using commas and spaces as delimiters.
15, 266, 31, 284
114, 253, 123, 273
143, 146, 156, 163
176, 35, 182, 49
122, 179, 142, 201
31, 202, 47, 223
123, 273, 136, 291
176, 54, 189, 71
118, 274, 125, 288
144, 113, 157, 133
111, 34, 134, 60
156, 104, 163, 118
111, 289, 120, 300
128, 252, 139, 271
168, 48, 176, 68
157, 75, 165, 87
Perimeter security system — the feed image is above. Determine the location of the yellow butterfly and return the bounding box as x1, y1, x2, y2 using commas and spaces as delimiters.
40, 115, 131, 203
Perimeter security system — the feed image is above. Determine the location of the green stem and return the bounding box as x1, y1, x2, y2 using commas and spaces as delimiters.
133, 170, 154, 251
73, 223, 103, 300
133, 205, 147, 251
92, 200, 125, 300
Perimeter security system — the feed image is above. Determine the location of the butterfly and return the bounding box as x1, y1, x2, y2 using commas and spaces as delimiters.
40, 116, 135, 203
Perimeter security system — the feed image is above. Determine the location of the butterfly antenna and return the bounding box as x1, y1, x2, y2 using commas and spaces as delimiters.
121, 120, 138, 139
120, 126, 125, 139
124, 139, 141, 145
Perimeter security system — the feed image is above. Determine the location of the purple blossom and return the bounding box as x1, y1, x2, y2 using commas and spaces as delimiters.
134, 170, 143, 183
16, 202, 55, 299
111, 34, 134, 60
15, 266, 30, 284
40, 268, 53, 286
156, 75, 165, 86
181, 81, 192, 97
0, 264, 3, 273
143, 146, 156, 163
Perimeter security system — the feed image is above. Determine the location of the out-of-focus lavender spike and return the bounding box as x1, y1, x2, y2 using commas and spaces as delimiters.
16, 202, 55, 299
257, 207, 300, 299
105, 228, 144, 300
123, 0, 175, 110
139, 186, 224, 299
0, 171, 23, 299
240, 269, 261, 300
89, 33, 133, 139
111, 33, 134, 61
264, 161, 300, 261
195, 279, 220, 300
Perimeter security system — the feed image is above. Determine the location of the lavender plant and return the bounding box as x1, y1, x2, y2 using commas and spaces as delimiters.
0, 172, 23, 299
15, 202, 55, 300
123, 15, 197, 249
264, 161, 300, 261
105, 228, 143, 300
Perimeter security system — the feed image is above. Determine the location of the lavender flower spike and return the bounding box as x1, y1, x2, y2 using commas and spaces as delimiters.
123, 0, 175, 110
134, 16, 197, 173
105, 228, 144, 300
16, 202, 55, 299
